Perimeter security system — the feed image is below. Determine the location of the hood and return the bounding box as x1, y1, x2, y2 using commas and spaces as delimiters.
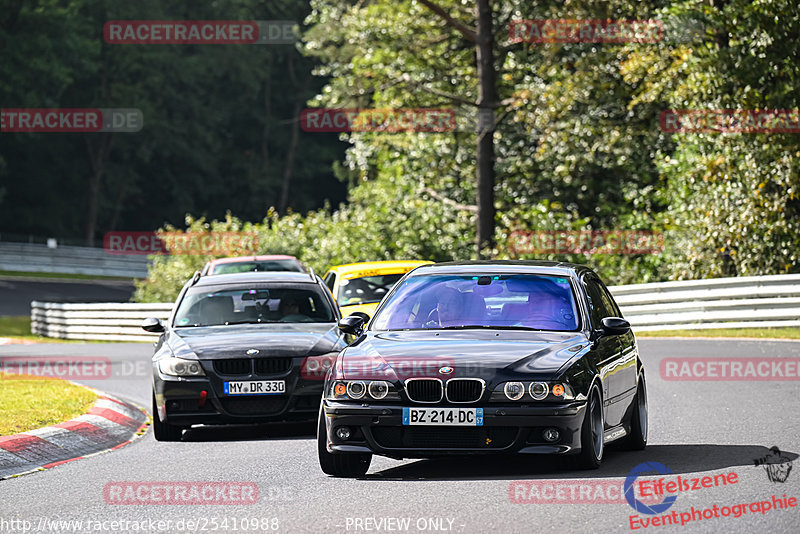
338, 330, 588, 382
167, 323, 343, 360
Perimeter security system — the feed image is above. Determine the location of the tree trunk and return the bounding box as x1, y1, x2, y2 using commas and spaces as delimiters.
261, 57, 272, 212
84, 133, 113, 246
474, 0, 497, 258
279, 98, 302, 213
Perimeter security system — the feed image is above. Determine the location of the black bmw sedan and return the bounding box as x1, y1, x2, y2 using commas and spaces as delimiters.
318, 261, 647, 476
144, 271, 347, 441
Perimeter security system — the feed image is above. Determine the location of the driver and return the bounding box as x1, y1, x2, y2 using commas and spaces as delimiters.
430, 287, 464, 327
522, 286, 572, 328
279, 295, 306, 321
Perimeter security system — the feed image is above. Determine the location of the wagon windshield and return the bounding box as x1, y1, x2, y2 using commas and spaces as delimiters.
371, 274, 580, 331
174, 286, 335, 327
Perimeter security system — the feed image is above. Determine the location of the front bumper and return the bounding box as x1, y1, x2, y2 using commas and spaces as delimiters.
153, 362, 322, 426
322, 400, 587, 458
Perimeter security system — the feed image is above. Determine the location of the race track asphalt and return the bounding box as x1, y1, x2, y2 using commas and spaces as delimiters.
0, 338, 798, 534
0, 277, 135, 316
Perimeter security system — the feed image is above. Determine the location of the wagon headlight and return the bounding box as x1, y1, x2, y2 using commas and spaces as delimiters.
159, 358, 205, 377
329, 380, 399, 401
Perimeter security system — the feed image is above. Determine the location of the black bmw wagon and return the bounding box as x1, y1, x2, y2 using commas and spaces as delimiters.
144, 271, 348, 441
318, 261, 647, 476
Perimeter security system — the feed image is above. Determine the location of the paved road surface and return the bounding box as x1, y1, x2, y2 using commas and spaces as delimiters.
0, 339, 798, 533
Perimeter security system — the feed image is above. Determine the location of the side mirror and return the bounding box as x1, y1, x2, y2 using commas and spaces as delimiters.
142, 317, 166, 333
600, 317, 631, 336
338, 312, 369, 336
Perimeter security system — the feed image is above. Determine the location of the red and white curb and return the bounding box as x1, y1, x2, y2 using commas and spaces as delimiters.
0, 389, 148, 480
0, 338, 36, 345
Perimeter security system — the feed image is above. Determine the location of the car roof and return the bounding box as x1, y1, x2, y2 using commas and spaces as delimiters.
326, 260, 433, 276
208, 255, 299, 265
405, 260, 594, 277
193, 271, 319, 287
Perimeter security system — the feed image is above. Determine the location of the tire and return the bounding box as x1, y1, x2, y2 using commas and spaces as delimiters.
317, 404, 371, 477
152, 393, 184, 442
575, 385, 604, 469
621, 373, 648, 450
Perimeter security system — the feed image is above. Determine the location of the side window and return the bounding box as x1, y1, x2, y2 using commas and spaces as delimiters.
596, 279, 622, 317
583, 275, 616, 328
323, 272, 336, 293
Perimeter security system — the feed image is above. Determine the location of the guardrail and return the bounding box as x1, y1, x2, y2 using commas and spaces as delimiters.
31, 302, 172, 342
30, 274, 800, 340
0, 242, 149, 278
609, 273, 800, 331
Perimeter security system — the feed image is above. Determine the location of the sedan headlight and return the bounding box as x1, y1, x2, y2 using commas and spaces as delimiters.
329, 380, 399, 401
159, 358, 205, 377
492, 381, 574, 401
504, 381, 525, 401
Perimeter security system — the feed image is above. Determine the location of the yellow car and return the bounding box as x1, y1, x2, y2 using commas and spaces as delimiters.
322, 260, 433, 318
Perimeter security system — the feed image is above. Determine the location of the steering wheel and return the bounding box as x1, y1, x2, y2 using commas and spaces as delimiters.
423, 309, 440, 328
279, 314, 313, 323
525, 315, 568, 329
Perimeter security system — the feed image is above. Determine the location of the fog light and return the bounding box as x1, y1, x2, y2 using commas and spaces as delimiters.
336, 427, 351, 440
543, 428, 560, 442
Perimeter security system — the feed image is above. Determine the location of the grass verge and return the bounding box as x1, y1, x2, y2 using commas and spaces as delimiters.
0, 374, 98, 435
0, 316, 106, 344
636, 327, 800, 339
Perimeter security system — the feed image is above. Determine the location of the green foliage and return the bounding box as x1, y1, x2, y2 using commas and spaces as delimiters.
0, 0, 346, 241
134, 175, 474, 302
9, 0, 795, 299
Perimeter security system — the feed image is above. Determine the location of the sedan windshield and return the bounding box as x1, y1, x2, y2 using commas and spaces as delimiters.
371, 274, 580, 331
174, 286, 334, 327
337, 273, 405, 306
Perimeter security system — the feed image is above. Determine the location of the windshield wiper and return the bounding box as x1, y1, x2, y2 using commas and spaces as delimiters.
223, 320, 273, 325
438, 324, 543, 331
